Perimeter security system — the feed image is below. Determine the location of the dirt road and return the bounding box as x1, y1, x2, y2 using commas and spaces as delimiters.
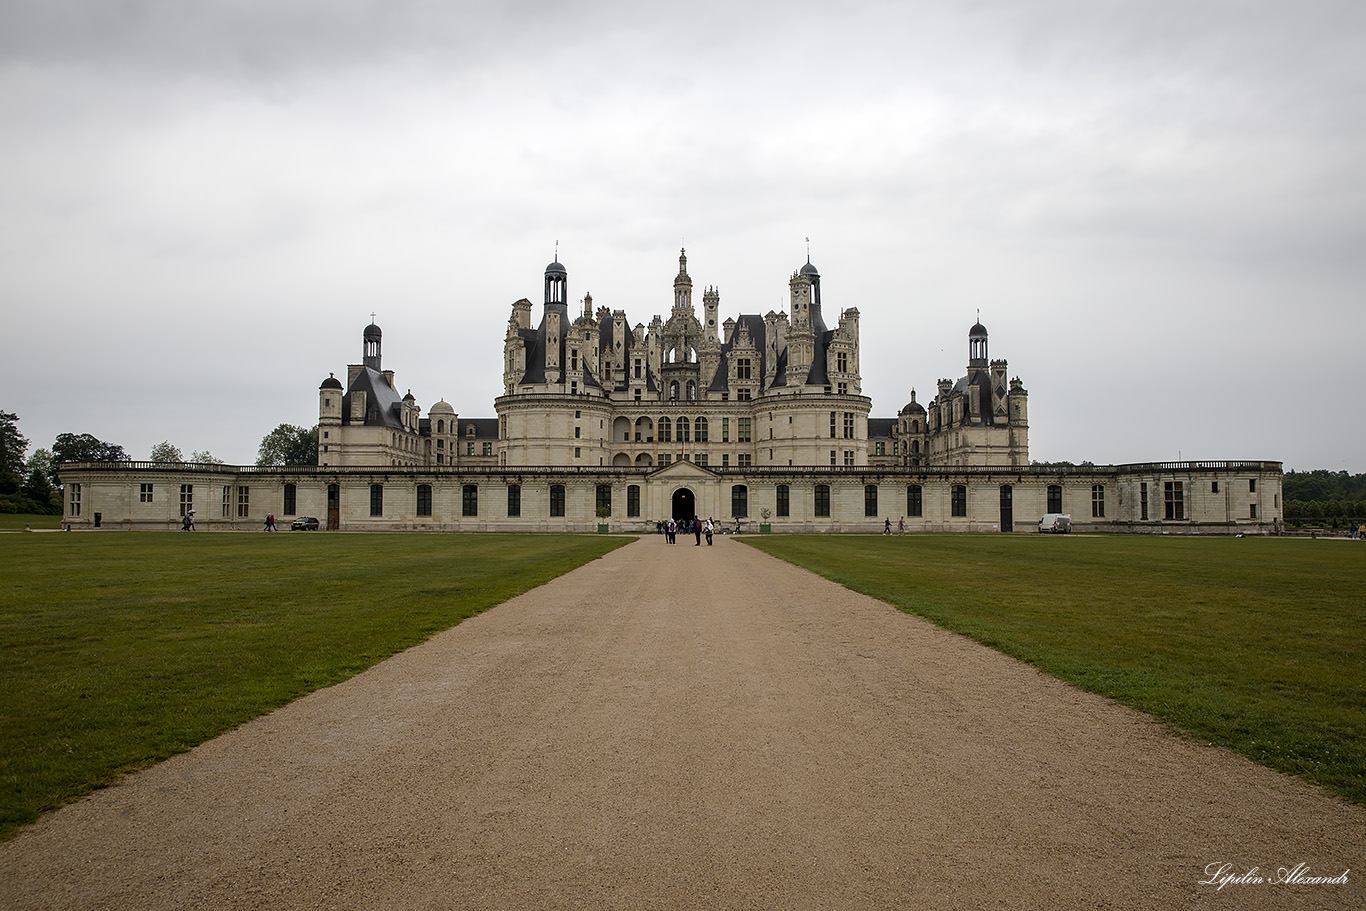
2, 536, 1360, 909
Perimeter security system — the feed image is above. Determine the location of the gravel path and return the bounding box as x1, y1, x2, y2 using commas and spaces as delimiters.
2, 536, 1361, 910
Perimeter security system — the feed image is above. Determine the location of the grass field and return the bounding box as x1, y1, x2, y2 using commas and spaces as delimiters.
0, 531, 630, 841
0, 513, 62, 530
743, 533, 1366, 806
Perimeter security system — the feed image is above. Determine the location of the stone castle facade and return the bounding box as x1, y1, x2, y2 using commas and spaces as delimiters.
59, 249, 1283, 534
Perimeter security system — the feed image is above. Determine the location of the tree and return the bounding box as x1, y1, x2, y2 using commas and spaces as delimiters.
0, 410, 28, 481
189, 450, 223, 465
150, 441, 183, 463
27, 448, 55, 489
20, 467, 60, 514
256, 424, 318, 467
52, 433, 128, 465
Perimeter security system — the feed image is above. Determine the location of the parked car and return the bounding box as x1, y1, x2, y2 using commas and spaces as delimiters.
291, 516, 320, 531
1038, 513, 1071, 533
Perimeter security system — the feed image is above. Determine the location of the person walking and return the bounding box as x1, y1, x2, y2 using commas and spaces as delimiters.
705, 517, 714, 545
897, 517, 905, 536
666, 518, 676, 544
265, 513, 276, 532
884, 518, 891, 535
694, 517, 702, 545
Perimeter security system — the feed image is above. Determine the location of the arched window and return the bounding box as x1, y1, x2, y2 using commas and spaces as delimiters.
678, 417, 690, 443
687, 380, 696, 400
436, 419, 444, 433
669, 381, 679, 401
659, 417, 672, 443
696, 417, 708, 442
627, 484, 641, 517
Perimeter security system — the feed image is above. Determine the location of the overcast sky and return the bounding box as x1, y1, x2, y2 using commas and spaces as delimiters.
3, 0, 1362, 471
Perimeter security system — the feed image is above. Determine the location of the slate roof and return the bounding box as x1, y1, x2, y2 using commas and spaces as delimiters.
341, 367, 407, 429
867, 418, 897, 439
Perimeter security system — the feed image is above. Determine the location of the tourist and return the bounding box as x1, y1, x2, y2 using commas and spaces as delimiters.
884, 518, 891, 535
265, 513, 276, 532
705, 517, 714, 545
897, 517, 905, 535
694, 518, 702, 545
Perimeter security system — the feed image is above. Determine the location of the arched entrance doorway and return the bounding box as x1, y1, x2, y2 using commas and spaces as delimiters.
672, 487, 695, 521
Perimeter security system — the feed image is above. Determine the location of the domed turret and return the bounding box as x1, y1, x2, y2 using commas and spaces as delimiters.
319, 373, 343, 391
363, 321, 382, 370
969, 318, 988, 366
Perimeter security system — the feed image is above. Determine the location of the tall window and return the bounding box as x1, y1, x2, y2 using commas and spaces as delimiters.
659, 417, 672, 443
678, 418, 690, 443
1047, 485, 1062, 514
550, 484, 566, 517
843, 450, 854, 466
237, 486, 250, 518
1249, 479, 1257, 493
875, 441, 885, 456
736, 358, 752, 379
596, 484, 611, 515
830, 412, 837, 438
627, 484, 640, 517
696, 418, 708, 442
843, 413, 854, 438
482, 442, 493, 456
282, 483, 295, 516
462, 485, 478, 516
865, 484, 878, 517
1140, 482, 1149, 521
815, 484, 831, 518
70, 483, 81, 516
139, 483, 153, 503
738, 418, 751, 443
951, 485, 967, 517
370, 484, 383, 517
722, 418, 730, 442
417, 484, 433, 516
907, 484, 922, 517
507, 484, 521, 517
1091, 484, 1105, 518
777, 484, 790, 517
180, 484, 194, 517
222, 485, 231, 517
837, 351, 848, 372
1164, 481, 1184, 520
737, 454, 752, 467
732, 485, 748, 517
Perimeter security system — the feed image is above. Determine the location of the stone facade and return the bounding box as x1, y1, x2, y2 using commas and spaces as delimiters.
57, 248, 1284, 533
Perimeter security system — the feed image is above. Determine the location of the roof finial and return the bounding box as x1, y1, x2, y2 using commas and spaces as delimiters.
370, 311, 376, 324
805, 236, 810, 263
554, 239, 559, 261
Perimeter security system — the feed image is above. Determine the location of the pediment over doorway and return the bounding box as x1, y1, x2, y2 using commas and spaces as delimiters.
649, 459, 718, 480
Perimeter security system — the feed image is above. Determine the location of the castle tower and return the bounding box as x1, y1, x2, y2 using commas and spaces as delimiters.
969, 318, 988, 368
363, 321, 382, 371
703, 286, 719, 340
673, 247, 692, 312
318, 374, 343, 466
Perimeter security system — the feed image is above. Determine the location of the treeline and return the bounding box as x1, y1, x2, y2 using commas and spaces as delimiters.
1283, 470, 1366, 527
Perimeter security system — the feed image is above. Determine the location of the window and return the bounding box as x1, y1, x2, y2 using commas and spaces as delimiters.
843, 413, 854, 439
1249, 479, 1257, 493
732, 485, 748, 517
181, 484, 194, 517
282, 483, 295, 516
550, 484, 565, 517
907, 485, 922, 517
1250, 504, 1258, 519
482, 442, 492, 456
837, 382, 848, 395
139, 483, 153, 503
843, 450, 854, 466
951, 485, 967, 517
222, 485, 231, 517
574, 447, 581, 458
722, 418, 730, 442
814, 484, 830, 518
736, 358, 752, 380
1092, 484, 1105, 518
1047, 485, 1063, 514
696, 418, 708, 442
777, 484, 790, 517
738, 453, 752, 467
1164, 481, 1184, 520
669, 381, 679, 400
237, 486, 250, 518
830, 450, 837, 466
596, 484, 611, 515
678, 417, 690, 443
830, 412, 837, 438
437, 419, 444, 434
370, 484, 383, 517
627, 484, 641, 517
687, 380, 696, 400
660, 453, 672, 466
1140, 482, 1149, 521
500, 483, 520, 517
737, 388, 751, 401
462, 484, 478, 516
738, 418, 751, 442
575, 426, 581, 438
696, 454, 708, 467
865, 484, 878, 517
659, 417, 672, 443
417, 484, 432, 516
875, 441, 885, 456
1211, 480, 1219, 493
70, 483, 81, 516
467, 442, 474, 456
837, 352, 848, 372
720, 454, 727, 467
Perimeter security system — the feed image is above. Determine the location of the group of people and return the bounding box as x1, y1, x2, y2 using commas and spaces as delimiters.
882, 517, 907, 535
658, 517, 716, 545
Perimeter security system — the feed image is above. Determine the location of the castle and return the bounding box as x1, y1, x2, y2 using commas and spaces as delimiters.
59, 249, 1283, 533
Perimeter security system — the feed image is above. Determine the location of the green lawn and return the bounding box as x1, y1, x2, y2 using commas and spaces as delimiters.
0, 513, 62, 530
0, 532, 631, 841
743, 534, 1366, 806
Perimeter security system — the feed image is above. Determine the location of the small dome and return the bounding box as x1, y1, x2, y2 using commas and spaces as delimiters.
429, 399, 455, 414
364, 322, 382, 341
545, 260, 567, 276
403, 389, 416, 403
969, 321, 988, 337
319, 373, 343, 391
902, 399, 926, 414
799, 259, 820, 276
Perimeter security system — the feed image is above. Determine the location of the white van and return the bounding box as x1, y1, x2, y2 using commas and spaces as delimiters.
1038, 513, 1071, 534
